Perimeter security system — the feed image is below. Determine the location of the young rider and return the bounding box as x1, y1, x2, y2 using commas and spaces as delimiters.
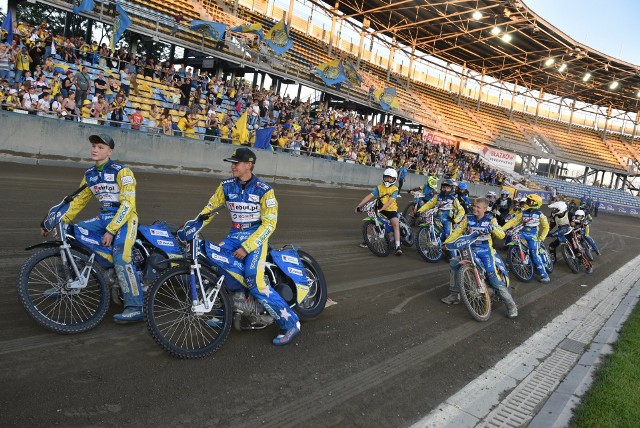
416, 178, 465, 241
572, 209, 600, 259
409, 175, 438, 213
356, 168, 403, 255
547, 200, 571, 263
503, 194, 551, 283
187, 147, 301, 345
442, 197, 517, 318
40, 134, 144, 323
496, 189, 512, 225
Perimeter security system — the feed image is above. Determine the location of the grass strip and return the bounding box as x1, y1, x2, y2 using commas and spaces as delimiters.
571, 301, 640, 427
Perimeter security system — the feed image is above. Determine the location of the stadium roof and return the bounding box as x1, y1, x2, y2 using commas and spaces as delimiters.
318, 0, 640, 114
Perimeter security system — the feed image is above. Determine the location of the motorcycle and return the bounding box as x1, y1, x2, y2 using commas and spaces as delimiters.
360, 199, 414, 257
505, 224, 554, 282
415, 208, 445, 262
144, 211, 328, 359
559, 227, 593, 274
444, 232, 511, 322
17, 189, 183, 334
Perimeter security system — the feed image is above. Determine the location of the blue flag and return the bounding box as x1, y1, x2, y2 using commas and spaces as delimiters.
189, 20, 226, 41
230, 23, 264, 40
110, 2, 131, 51
265, 20, 293, 55
314, 59, 347, 86
1, 9, 13, 44
254, 127, 275, 151
73, 0, 95, 14
342, 59, 363, 87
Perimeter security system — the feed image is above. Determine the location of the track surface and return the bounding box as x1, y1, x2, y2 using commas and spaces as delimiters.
1, 163, 638, 427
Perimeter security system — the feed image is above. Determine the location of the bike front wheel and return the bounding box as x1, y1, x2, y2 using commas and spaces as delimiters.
145, 266, 232, 359
507, 245, 534, 282
561, 244, 580, 274
416, 226, 443, 262
399, 215, 415, 247
403, 202, 417, 227
456, 265, 491, 322
362, 220, 391, 257
16, 247, 110, 334
580, 238, 594, 261
539, 243, 554, 274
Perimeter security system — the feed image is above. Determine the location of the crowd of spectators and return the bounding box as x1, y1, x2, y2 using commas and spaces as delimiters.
0, 19, 506, 184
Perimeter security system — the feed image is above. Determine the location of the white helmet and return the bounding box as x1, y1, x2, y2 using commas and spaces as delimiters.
574, 209, 585, 220
486, 191, 497, 198
549, 201, 568, 215
382, 168, 398, 187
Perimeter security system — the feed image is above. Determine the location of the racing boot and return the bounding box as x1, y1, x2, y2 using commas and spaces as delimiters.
113, 263, 144, 324
539, 275, 551, 284
273, 321, 301, 346
440, 293, 460, 305
113, 307, 143, 323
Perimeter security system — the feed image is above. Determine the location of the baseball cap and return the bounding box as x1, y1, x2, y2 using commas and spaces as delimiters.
224, 147, 256, 163
89, 134, 115, 149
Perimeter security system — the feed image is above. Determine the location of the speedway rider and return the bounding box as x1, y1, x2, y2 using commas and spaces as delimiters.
503, 194, 551, 283
496, 189, 513, 225
409, 175, 439, 213
189, 147, 300, 345
40, 134, 144, 323
572, 209, 600, 259
416, 178, 465, 241
486, 191, 498, 215
502, 196, 526, 249
456, 181, 471, 213
547, 200, 571, 263
442, 197, 518, 318
356, 168, 403, 256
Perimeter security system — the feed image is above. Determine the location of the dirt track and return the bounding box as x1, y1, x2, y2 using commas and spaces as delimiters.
1, 162, 638, 427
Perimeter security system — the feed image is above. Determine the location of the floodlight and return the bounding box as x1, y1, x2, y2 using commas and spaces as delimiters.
610, 81, 619, 90
472, 11, 483, 20
491, 27, 501, 35
558, 63, 567, 72
582, 73, 591, 82
544, 58, 555, 67
502, 33, 512, 43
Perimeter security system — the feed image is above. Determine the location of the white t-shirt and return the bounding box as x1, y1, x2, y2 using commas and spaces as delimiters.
22, 92, 38, 109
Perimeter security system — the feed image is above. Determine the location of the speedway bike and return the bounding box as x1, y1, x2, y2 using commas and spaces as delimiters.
445, 232, 511, 322
402, 191, 429, 227
415, 208, 445, 262
359, 199, 414, 257
559, 227, 594, 274
505, 224, 554, 282
17, 188, 183, 334
144, 211, 328, 359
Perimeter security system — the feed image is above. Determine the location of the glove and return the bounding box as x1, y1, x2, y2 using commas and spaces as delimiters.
355, 206, 361, 213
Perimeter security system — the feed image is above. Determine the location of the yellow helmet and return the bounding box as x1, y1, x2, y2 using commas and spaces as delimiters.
427, 176, 438, 190
525, 194, 543, 210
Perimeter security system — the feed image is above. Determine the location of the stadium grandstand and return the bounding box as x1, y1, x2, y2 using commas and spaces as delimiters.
1, 0, 639, 212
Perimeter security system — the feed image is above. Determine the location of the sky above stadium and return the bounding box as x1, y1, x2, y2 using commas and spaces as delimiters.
524, 0, 640, 65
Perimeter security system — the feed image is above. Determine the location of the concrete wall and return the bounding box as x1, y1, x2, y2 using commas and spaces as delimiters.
0, 111, 501, 197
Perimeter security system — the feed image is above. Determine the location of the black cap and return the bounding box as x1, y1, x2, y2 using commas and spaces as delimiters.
89, 134, 115, 149
224, 147, 256, 163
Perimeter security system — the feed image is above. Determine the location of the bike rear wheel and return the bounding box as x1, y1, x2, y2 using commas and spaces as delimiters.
145, 266, 232, 359
362, 220, 391, 257
456, 265, 491, 322
561, 244, 580, 274
293, 251, 328, 321
507, 245, 534, 282
16, 248, 110, 334
416, 226, 443, 262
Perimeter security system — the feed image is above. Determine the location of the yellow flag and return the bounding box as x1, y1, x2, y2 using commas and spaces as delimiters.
232, 110, 249, 146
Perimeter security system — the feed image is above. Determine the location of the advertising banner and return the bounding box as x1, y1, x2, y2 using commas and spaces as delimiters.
597, 201, 640, 218
425, 133, 457, 147
458, 141, 517, 171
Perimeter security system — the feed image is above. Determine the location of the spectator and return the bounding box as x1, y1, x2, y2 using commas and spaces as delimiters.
13, 46, 32, 87
109, 93, 126, 127
36, 91, 52, 116
51, 93, 64, 118
129, 106, 144, 130
22, 85, 39, 114
93, 71, 107, 96
62, 90, 78, 120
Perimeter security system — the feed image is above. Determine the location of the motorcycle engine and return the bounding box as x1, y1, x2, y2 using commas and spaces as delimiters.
142, 252, 168, 285
231, 291, 274, 330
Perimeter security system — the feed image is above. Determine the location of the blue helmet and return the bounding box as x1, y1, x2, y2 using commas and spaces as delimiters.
458, 182, 468, 191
